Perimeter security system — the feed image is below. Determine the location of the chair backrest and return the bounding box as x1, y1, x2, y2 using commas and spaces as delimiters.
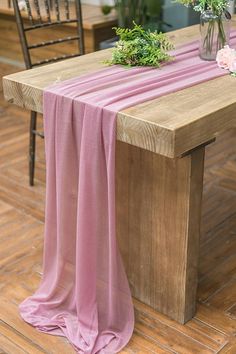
12, 0, 85, 69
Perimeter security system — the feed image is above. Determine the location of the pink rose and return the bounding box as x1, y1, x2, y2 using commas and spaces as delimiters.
229, 57, 236, 73
216, 45, 236, 70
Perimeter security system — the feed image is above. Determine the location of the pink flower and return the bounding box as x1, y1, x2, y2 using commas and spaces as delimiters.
216, 45, 236, 70
229, 57, 236, 73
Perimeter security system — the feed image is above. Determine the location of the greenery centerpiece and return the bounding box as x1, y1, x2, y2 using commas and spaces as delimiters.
175, 0, 231, 60
106, 22, 174, 67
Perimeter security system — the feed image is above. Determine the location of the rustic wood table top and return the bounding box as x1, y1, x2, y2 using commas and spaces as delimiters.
3, 18, 236, 158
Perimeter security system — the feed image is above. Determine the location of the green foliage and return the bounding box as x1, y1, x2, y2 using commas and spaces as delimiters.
174, 0, 229, 16
107, 23, 174, 67
101, 5, 113, 15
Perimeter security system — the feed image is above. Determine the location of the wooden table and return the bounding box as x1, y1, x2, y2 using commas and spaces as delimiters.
3, 21, 236, 325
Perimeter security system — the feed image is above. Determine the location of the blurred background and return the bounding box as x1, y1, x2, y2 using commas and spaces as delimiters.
0, 0, 235, 65
1, 0, 235, 65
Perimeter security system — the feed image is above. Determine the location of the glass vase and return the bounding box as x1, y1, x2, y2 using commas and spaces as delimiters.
199, 10, 231, 61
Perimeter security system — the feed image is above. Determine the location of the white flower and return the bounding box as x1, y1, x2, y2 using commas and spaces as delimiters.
18, 0, 26, 11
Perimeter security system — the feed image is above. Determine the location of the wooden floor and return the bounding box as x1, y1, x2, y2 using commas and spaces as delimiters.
0, 59, 236, 353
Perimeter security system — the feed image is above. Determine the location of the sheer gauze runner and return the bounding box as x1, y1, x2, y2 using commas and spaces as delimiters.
19, 33, 236, 354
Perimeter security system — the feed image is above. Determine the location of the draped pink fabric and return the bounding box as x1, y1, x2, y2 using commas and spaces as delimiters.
19, 34, 236, 354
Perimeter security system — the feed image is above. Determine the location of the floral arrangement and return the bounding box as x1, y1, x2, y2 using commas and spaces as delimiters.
216, 46, 236, 76
175, 0, 231, 59
175, 0, 230, 16
107, 23, 174, 67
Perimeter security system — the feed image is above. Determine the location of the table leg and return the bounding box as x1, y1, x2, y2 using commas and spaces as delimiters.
116, 142, 205, 324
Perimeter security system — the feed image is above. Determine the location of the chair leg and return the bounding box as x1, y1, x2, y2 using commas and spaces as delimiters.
49, 0, 53, 10
29, 111, 37, 186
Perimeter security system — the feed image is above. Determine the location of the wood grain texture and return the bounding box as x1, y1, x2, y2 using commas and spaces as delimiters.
0, 62, 236, 352
116, 142, 205, 323
3, 18, 236, 157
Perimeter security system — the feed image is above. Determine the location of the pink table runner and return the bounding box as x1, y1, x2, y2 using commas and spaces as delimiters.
19, 33, 236, 354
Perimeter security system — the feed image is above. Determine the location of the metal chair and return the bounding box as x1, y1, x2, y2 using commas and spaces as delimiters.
12, 0, 85, 185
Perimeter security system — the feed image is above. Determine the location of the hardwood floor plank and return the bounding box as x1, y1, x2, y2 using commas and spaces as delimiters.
0, 298, 75, 354
196, 305, 236, 335
218, 340, 236, 353
131, 332, 175, 353
0, 201, 13, 215
205, 280, 236, 313
198, 255, 236, 303
135, 321, 215, 354
0, 321, 46, 354
0, 189, 45, 222
226, 304, 236, 319
134, 301, 224, 352
0, 333, 27, 354
187, 319, 229, 346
